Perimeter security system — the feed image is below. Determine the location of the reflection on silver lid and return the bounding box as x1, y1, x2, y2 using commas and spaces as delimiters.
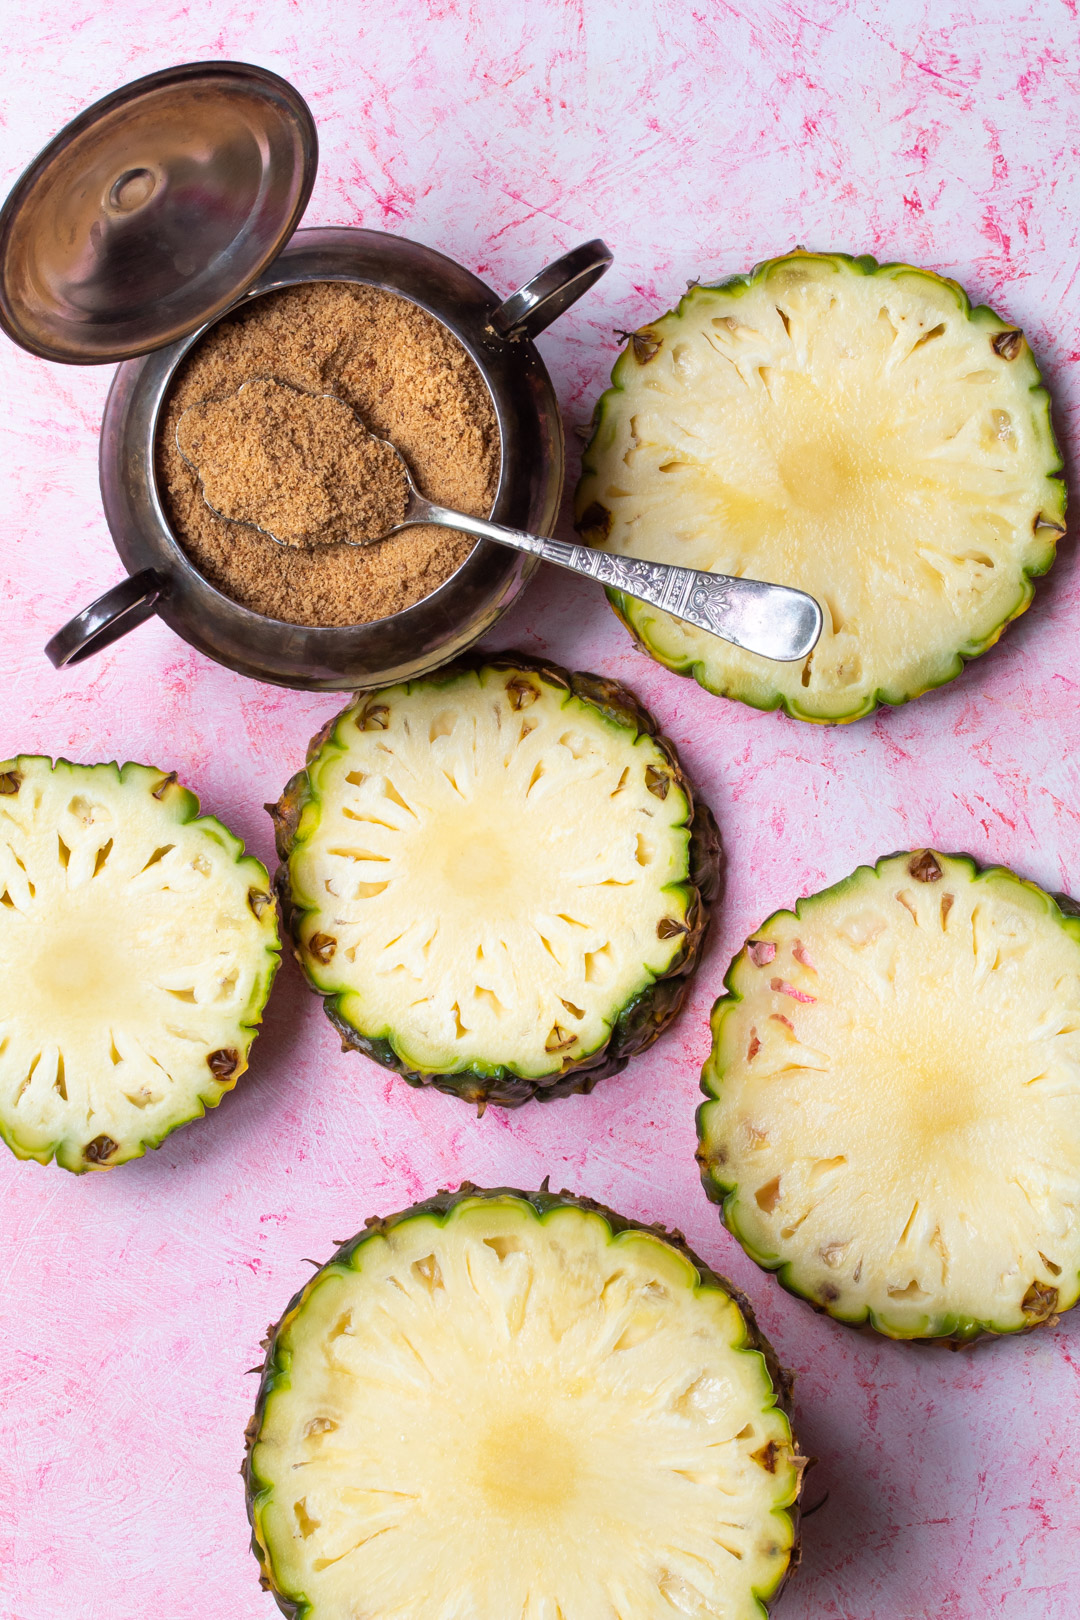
0, 59, 317, 365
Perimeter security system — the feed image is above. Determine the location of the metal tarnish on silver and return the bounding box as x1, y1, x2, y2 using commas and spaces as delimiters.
0, 60, 317, 364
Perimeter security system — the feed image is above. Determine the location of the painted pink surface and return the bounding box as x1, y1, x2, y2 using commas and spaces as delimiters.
1, 3, 1079, 1616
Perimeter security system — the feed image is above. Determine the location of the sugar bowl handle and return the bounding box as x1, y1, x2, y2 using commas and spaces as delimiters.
45, 569, 165, 668
490, 239, 613, 341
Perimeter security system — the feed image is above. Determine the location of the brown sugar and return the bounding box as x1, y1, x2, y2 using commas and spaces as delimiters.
156, 282, 501, 626
176, 377, 410, 547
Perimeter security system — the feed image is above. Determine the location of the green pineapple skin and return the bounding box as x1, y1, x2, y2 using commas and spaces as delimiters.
243, 1183, 803, 1620
697, 850, 1079, 1343
577, 251, 1067, 725
270, 653, 721, 1109
0, 756, 280, 1173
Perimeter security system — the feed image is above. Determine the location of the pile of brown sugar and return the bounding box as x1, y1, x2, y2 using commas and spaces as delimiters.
176, 378, 410, 547
156, 282, 501, 625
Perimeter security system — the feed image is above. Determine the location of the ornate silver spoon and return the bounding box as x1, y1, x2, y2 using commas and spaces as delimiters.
178, 383, 822, 663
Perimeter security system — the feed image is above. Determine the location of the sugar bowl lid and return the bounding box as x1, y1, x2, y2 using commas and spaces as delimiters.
0, 60, 317, 364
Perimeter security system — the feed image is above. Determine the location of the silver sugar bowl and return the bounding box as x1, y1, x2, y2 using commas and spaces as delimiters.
0, 61, 610, 689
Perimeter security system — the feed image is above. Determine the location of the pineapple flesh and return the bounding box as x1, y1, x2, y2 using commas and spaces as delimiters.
246, 1187, 802, 1620
697, 851, 1080, 1341
576, 252, 1065, 722
272, 656, 719, 1107
0, 757, 279, 1171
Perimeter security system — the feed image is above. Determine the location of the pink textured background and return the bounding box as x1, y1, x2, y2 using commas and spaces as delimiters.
1, 4, 1079, 1616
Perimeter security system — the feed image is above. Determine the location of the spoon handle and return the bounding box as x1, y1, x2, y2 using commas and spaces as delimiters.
415, 504, 822, 662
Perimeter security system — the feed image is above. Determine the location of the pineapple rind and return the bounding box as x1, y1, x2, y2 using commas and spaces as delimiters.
578, 251, 1065, 723
272, 655, 719, 1107
0, 756, 280, 1172
245, 1186, 803, 1620
698, 850, 1080, 1341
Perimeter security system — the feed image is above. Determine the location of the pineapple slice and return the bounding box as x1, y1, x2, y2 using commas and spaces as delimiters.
245, 1186, 803, 1620
697, 850, 1080, 1341
271, 655, 719, 1108
576, 252, 1065, 722
0, 757, 279, 1171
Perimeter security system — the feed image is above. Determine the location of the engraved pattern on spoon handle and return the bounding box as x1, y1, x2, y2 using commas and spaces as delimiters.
425, 511, 727, 630
535, 537, 733, 637
410, 504, 819, 658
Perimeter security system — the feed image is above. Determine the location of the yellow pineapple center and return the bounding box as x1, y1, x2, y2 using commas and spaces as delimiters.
472, 1402, 580, 1520
432, 804, 528, 900
771, 378, 876, 516
776, 434, 858, 512
905, 1058, 984, 1141
31, 909, 134, 1012
847, 1010, 995, 1171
